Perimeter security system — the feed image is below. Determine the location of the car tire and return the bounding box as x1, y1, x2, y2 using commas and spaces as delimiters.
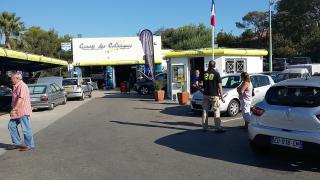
88, 91, 92, 98
227, 99, 240, 117
250, 140, 268, 154
48, 103, 54, 110
139, 86, 149, 95
80, 93, 85, 101
62, 96, 67, 105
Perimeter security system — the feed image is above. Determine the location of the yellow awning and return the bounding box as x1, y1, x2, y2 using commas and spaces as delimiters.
73, 59, 162, 66
163, 48, 268, 58
0, 47, 68, 66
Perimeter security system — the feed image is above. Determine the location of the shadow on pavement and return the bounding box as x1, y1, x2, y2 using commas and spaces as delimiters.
155, 127, 320, 173
160, 105, 197, 117
110, 121, 189, 131
150, 121, 202, 128
0, 143, 10, 149
111, 120, 319, 172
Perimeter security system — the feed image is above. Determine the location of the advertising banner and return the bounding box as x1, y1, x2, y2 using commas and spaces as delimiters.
72, 36, 161, 66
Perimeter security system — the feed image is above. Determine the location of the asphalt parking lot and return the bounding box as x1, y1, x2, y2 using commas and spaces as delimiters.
0, 91, 318, 180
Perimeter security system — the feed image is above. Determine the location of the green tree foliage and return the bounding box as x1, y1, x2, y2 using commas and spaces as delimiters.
0, 11, 25, 49
155, 24, 211, 50
18, 26, 60, 58
273, 0, 320, 61
216, 31, 238, 48
236, 11, 269, 48
59, 34, 73, 63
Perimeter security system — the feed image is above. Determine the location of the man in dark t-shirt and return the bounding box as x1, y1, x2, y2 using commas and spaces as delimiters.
202, 60, 225, 132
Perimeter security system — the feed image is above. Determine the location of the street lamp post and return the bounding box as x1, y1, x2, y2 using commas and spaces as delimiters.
269, 0, 273, 72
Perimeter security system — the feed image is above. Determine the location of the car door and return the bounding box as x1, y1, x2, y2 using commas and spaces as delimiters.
50, 84, 59, 105
53, 83, 64, 103
251, 75, 272, 105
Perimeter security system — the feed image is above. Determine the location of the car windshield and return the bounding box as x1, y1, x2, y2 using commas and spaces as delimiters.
266, 86, 320, 107
221, 76, 241, 89
63, 79, 78, 86
28, 85, 47, 94
275, 73, 301, 82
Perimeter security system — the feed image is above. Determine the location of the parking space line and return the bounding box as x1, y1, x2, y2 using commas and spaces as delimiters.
222, 117, 243, 123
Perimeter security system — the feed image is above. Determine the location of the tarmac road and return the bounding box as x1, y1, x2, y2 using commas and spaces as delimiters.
0, 92, 318, 180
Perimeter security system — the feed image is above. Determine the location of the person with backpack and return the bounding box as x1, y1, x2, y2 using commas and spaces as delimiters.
202, 61, 225, 133
237, 72, 253, 129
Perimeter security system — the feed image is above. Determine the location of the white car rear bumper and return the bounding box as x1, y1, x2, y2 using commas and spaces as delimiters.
249, 123, 320, 145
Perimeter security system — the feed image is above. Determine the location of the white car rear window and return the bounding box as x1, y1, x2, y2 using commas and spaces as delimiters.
266, 86, 320, 107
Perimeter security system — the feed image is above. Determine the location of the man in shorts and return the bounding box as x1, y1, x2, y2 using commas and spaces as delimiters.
202, 60, 225, 133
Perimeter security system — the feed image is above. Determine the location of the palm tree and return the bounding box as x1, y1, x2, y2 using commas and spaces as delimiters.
0, 11, 25, 49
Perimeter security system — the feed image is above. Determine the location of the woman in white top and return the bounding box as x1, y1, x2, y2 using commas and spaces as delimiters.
237, 72, 253, 129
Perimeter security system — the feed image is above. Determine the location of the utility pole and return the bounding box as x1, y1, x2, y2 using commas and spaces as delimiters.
269, 0, 273, 72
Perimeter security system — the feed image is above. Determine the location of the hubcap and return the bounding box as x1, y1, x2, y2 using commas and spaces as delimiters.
230, 102, 239, 115
141, 87, 148, 94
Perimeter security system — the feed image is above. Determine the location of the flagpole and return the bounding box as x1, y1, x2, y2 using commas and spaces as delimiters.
212, 26, 215, 62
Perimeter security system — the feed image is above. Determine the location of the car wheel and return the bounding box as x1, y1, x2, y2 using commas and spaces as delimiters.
88, 91, 92, 98
250, 140, 268, 154
139, 86, 149, 95
48, 103, 54, 110
227, 99, 240, 117
62, 96, 67, 105
80, 93, 85, 101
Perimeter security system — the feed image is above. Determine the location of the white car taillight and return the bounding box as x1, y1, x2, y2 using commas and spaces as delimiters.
251, 106, 265, 116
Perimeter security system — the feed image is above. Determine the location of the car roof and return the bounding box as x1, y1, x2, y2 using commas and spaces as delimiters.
28, 83, 52, 86
63, 78, 80, 80
281, 68, 308, 74
222, 73, 271, 77
274, 77, 320, 87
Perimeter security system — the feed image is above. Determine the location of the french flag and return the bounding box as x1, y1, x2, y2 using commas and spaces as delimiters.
211, 0, 215, 27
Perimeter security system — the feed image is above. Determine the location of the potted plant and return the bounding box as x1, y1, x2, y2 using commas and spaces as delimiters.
177, 81, 189, 105
154, 80, 165, 102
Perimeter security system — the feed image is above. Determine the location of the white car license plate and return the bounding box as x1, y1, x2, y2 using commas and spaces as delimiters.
271, 136, 303, 149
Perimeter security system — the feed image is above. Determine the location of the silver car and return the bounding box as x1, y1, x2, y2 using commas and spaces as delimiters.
62, 78, 92, 100
28, 83, 67, 110
249, 77, 320, 154
191, 74, 274, 117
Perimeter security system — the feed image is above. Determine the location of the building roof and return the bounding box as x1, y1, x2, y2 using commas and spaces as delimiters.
0, 47, 68, 71
163, 48, 268, 58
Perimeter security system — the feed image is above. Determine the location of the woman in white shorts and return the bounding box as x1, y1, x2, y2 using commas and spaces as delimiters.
237, 72, 253, 129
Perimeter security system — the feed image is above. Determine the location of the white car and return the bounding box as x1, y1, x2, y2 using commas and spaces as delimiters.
191, 74, 274, 117
249, 77, 320, 154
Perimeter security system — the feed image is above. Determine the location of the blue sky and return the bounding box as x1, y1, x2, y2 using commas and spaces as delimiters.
0, 0, 268, 38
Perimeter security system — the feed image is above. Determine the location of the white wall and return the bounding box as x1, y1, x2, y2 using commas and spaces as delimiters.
246, 56, 263, 74
168, 55, 264, 99
169, 58, 189, 101
72, 36, 162, 65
